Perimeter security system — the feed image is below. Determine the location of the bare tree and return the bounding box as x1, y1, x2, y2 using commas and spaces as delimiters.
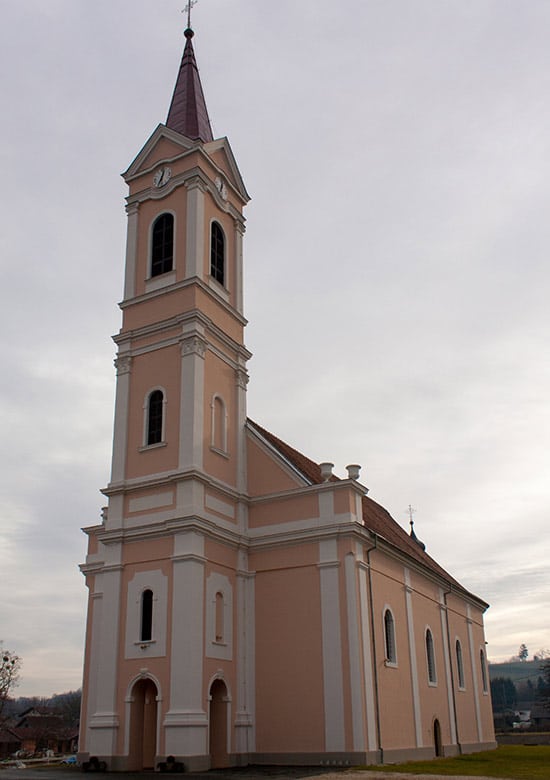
0, 645, 22, 719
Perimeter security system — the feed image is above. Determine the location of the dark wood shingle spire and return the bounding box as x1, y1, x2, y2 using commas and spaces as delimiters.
166, 28, 213, 142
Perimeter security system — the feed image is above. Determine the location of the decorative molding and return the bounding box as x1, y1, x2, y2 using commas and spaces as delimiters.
180, 334, 207, 358
184, 174, 208, 194
114, 355, 132, 375
234, 217, 246, 235
236, 369, 249, 389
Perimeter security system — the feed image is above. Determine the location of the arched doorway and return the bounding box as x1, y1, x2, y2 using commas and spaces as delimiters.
209, 679, 229, 768
433, 718, 443, 757
129, 678, 158, 770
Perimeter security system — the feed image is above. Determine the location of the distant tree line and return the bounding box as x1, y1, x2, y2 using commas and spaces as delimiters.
491, 658, 550, 714
2, 690, 81, 722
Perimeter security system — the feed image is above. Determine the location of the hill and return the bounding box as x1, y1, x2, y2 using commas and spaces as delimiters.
488, 659, 543, 685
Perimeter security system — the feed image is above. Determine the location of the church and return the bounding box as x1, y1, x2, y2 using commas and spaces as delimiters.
78, 21, 496, 771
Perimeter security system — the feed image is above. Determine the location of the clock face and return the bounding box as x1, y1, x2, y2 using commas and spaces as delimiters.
153, 167, 172, 188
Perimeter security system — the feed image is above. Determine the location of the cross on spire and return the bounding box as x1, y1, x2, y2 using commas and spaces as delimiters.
183, 0, 198, 31
407, 504, 416, 530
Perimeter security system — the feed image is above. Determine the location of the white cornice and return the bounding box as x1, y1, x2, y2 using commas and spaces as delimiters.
247, 478, 365, 505
118, 277, 248, 330
102, 466, 247, 502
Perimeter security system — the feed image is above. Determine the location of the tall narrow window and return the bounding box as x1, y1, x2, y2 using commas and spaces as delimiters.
456, 639, 465, 689
141, 589, 153, 642
151, 213, 174, 277
147, 390, 164, 445
210, 221, 225, 285
426, 629, 437, 684
384, 609, 396, 664
480, 649, 488, 693
215, 592, 224, 643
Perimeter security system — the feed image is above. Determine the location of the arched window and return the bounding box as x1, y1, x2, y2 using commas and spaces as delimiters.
456, 639, 465, 689
141, 589, 153, 642
151, 213, 174, 277
146, 390, 164, 446
426, 628, 437, 684
215, 592, 224, 643
211, 394, 227, 453
384, 609, 396, 664
480, 648, 488, 693
210, 221, 225, 286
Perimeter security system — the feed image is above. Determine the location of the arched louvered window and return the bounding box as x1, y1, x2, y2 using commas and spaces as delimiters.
480, 648, 488, 693
384, 609, 396, 664
456, 639, 465, 689
141, 589, 153, 642
426, 628, 437, 684
147, 390, 164, 446
151, 213, 174, 277
210, 221, 225, 285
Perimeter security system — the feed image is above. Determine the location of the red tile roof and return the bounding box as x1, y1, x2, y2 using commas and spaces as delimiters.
166, 29, 213, 143
248, 418, 479, 599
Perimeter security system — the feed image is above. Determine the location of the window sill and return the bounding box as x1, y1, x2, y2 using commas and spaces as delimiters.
139, 441, 167, 452
208, 276, 230, 303
458, 686, 466, 692
428, 680, 438, 687
135, 640, 156, 649
212, 640, 227, 647
384, 660, 398, 668
146, 271, 176, 293
210, 445, 229, 459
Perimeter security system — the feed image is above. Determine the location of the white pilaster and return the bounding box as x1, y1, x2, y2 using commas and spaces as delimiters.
123, 202, 139, 300
165, 531, 207, 756
235, 549, 255, 755
87, 546, 123, 756
110, 355, 132, 487
236, 366, 248, 496
185, 178, 206, 279
345, 550, 365, 751
179, 330, 206, 471
358, 558, 377, 750
234, 219, 245, 315
466, 605, 483, 742
319, 539, 345, 751
439, 589, 457, 745
404, 568, 423, 747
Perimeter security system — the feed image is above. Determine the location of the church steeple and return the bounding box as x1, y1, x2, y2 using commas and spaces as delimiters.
166, 27, 213, 142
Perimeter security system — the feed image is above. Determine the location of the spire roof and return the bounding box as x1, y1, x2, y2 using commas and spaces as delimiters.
166, 28, 213, 143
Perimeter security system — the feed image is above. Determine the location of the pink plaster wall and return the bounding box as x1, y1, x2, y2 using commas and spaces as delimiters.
253, 555, 324, 752
125, 343, 181, 480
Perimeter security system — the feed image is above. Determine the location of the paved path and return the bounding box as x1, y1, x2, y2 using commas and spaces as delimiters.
0, 768, 515, 780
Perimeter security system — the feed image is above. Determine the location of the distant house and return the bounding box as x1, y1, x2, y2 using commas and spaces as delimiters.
10, 708, 78, 755
0, 727, 21, 759
531, 703, 550, 731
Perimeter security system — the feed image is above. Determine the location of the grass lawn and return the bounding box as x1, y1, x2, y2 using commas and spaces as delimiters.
360, 745, 550, 778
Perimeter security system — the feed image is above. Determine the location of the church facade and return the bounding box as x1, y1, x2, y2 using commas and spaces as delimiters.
78, 25, 496, 771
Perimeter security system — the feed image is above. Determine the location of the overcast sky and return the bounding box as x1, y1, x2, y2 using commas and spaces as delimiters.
1, 0, 549, 698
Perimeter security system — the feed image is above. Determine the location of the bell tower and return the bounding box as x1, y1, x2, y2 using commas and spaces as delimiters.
79, 23, 253, 771
109, 25, 251, 516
